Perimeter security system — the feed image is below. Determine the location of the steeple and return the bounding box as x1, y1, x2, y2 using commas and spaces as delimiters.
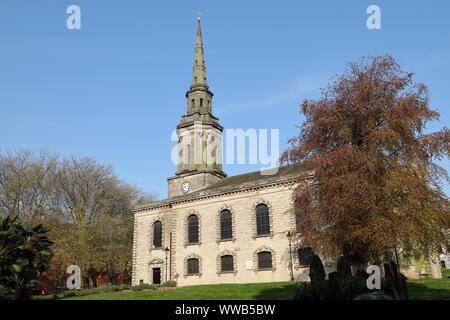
191, 16, 208, 89
167, 15, 226, 198
180, 15, 220, 128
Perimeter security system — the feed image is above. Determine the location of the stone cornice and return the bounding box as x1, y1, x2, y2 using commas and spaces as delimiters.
134, 174, 313, 214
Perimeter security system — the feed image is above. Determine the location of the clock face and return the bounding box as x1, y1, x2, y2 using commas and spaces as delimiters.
181, 182, 191, 194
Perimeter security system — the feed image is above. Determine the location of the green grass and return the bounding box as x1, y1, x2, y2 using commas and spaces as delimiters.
61, 279, 450, 300
407, 278, 450, 300
63, 282, 298, 300
442, 269, 450, 279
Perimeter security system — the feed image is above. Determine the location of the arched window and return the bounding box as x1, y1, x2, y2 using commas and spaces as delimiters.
220, 210, 232, 240
188, 214, 199, 244
298, 247, 314, 267
187, 258, 199, 275
153, 221, 162, 248
256, 204, 270, 235
257, 251, 272, 269
221, 255, 234, 272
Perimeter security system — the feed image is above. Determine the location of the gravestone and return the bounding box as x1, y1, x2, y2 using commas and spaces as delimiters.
309, 254, 326, 284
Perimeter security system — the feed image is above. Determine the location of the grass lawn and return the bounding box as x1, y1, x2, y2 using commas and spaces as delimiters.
64, 282, 298, 300
63, 279, 450, 300
442, 269, 450, 279
407, 279, 450, 300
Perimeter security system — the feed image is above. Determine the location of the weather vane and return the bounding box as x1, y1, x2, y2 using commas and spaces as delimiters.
197, 11, 203, 20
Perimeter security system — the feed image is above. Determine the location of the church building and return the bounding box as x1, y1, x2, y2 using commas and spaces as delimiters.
131, 17, 314, 286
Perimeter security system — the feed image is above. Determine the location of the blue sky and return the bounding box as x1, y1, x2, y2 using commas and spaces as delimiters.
1, 0, 449, 199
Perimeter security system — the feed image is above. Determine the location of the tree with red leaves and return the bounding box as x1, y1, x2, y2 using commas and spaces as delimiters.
282, 55, 450, 262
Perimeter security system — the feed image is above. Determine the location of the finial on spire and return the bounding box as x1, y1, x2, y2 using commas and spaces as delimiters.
197, 11, 203, 20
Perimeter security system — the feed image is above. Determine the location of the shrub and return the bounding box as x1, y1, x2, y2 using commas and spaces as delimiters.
117, 284, 131, 291
32, 283, 135, 299
294, 281, 331, 300
160, 281, 177, 288
61, 290, 77, 298
33, 294, 55, 300
130, 283, 157, 291
33, 284, 134, 300
130, 285, 143, 291
0, 215, 54, 300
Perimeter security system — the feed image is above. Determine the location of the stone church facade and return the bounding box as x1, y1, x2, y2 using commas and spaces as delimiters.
131, 17, 314, 286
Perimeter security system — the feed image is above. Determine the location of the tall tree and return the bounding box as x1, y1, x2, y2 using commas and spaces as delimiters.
0, 150, 58, 223
281, 55, 450, 261
48, 157, 156, 286
0, 151, 156, 287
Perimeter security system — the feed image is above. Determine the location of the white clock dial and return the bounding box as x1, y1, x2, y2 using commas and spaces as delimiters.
181, 182, 191, 194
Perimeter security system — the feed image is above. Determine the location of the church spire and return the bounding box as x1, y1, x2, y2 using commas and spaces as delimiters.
168, 14, 226, 198
184, 14, 215, 115
191, 14, 208, 89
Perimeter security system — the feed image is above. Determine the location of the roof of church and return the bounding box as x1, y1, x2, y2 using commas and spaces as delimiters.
135, 163, 311, 211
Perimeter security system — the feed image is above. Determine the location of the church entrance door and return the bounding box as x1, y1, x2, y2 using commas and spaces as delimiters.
152, 268, 161, 285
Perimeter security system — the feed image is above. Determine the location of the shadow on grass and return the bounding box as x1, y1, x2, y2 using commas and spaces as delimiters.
253, 283, 298, 300
253, 281, 450, 300
407, 281, 450, 300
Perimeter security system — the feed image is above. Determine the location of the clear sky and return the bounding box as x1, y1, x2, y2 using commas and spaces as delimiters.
1, 0, 449, 199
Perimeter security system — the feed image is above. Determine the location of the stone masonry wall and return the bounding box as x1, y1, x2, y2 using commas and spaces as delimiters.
132, 182, 311, 286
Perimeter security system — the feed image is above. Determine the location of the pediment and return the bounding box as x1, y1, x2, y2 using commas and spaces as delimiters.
148, 258, 164, 265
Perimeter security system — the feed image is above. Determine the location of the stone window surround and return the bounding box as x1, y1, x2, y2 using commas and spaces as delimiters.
251, 199, 274, 240
216, 250, 238, 275
149, 216, 164, 251
215, 204, 237, 243
253, 246, 276, 272
183, 253, 202, 277
184, 209, 202, 247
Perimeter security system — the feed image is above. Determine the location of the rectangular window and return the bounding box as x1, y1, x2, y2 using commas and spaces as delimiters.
221, 255, 234, 272
220, 210, 232, 240
187, 258, 199, 275
257, 252, 272, 269
153, 221, 162, 248
200, 98, 203, 106
298, 247, 313, 266
256, 204, 270, 235
188, 215, 199, 244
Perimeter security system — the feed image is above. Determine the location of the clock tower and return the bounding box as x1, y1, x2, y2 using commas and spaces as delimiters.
167, 16, 226, 198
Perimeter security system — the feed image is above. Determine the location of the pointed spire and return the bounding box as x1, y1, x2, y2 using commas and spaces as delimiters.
191, 14, 208, 89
